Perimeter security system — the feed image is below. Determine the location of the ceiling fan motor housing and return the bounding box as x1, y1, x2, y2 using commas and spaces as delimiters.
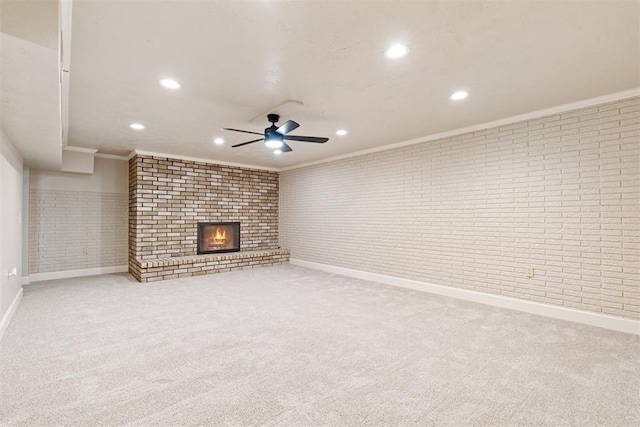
265, 113, 283, 145
267, 113, 280, 124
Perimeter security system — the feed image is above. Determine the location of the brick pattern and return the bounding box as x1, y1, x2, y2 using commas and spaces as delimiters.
130, 249, 290, 282
29, 190, 128, 273
280, 97, 640, 320
129, 155, 282, 281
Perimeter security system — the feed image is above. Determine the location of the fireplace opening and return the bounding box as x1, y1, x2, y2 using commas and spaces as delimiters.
197, 222, 240, 254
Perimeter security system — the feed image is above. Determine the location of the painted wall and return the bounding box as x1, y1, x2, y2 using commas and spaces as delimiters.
28, 157, 128, 276
0, 128, 23, 331
280, 96, 640, 320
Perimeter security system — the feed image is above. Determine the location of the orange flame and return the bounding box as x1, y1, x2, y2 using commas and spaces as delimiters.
213, 227, 226, 243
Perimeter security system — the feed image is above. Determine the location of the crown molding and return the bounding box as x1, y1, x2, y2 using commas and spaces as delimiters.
84, 89, 640, 173
129, 149, 280, 172
280, 88, 640, 172
94, 153, 128, 161
62, 145, 97, 154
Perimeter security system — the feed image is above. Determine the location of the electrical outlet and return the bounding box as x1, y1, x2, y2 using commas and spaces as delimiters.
527, 266, 534, 279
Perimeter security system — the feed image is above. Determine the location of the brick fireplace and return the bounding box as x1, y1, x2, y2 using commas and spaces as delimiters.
197, 222, 240, 254
128, 154, 289, 282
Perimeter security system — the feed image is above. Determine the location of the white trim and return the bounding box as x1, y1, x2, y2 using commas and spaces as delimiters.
29, 265, 128, 283
95, 153, 128, 161
120, 89, 638, 172
280, 88, 640, 172
290, 259, 640, 336
21, 276, 30, 285
59, 0, 73, 147
130, 150, 279, 171
0, 288, 23, 342
122, 89, 639, 173
62, 146, 98, 154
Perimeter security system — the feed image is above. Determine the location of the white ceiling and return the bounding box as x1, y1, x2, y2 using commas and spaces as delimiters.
0, 0, 61, 170
6, 1, 640, 170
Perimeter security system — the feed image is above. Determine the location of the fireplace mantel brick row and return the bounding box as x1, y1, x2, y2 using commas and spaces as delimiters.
129, 155, 288, 282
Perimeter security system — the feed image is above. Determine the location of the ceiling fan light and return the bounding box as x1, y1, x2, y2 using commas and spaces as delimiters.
159, 78, 182, 89
450, 90, 469, 100
385, 44, 409, 59
265, 138, 283, 149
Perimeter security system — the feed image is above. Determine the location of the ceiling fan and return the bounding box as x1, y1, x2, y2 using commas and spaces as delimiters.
223, 114, 329, 152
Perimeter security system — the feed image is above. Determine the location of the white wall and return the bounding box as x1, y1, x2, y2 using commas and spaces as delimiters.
0, 128, 24, 336
28, 157, 128, 277
30, 156, 128, 192
280, 96, 640, 321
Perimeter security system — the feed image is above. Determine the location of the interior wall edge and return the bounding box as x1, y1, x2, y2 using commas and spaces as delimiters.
21, 167, 30, 277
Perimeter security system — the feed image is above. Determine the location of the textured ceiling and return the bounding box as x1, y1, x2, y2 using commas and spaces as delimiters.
55, 1, 640, 168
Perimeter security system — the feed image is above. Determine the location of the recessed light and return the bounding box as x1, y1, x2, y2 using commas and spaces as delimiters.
450, 90, 469, 101
213, 138, 224, 145
129, 123, 145, 130
336, 129, 348, 136
385, 44, 409, 59
159, 78, 182, 89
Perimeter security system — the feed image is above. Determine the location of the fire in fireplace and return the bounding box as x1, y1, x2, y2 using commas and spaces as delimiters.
197, 222, 240, 254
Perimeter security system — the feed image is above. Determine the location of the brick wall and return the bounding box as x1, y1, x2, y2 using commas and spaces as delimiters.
29, 190, 128, 273
129, 155, 280, 269
280, 96, 640, 320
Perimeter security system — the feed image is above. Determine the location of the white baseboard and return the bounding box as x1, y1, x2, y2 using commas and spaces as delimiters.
0, 288, 23, 342
290, 258, 640, 336
29, 265, 128, 283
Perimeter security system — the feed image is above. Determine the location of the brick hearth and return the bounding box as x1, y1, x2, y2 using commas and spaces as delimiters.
128, 154, 289, 282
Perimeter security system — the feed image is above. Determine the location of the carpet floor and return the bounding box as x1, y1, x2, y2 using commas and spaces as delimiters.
0, 264, 638, 426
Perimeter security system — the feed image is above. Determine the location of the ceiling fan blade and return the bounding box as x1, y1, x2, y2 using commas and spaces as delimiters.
232, 138, 263, 148
222, 128, 263, 136
283, 135, 329, 143
276, 120, 299, 135
280, 142, 293, 152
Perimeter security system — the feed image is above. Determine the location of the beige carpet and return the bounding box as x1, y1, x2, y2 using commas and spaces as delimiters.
1, 264, 638, 426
